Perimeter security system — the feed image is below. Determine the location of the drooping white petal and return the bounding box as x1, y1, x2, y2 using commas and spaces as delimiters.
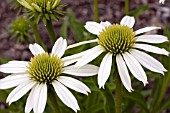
63, 64, 99, 76
100, 21, 111, 27
120, 16, 135, 28
130, 49, 167, 74
75, 45, 104, 67
116, 54, 133, 92
25, 85, 37, 113
0, 73, 29, 89
0, 61, 28, 73
136, 35, 168, 43
85, 21, 105, 35
52, 81, 80, 112
51, 37, 67, 57
66, 39, 98, 50
134, 43, 169, 56
122, 52, 148, 86
98, 53, 112, 89
135, 27, 161, 35
7, 80, 36, 105
58, 76, 90, 95
29, 43, 45, 56
33, 83, 47, 113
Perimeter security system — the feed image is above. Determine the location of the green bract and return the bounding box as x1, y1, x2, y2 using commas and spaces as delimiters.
98, 24, 136, 56
28, 53, 64, 83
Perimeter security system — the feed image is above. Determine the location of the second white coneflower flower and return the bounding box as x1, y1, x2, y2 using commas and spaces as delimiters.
68, 16, 169, 92
0, 37, 99, 113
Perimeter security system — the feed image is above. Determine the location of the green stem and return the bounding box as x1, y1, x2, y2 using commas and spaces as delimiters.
31, 23, 47, 50
115, 71, 122, 113
46, 19, 57, 44
151, 69, 170, 113
125, 0, 129, 15
94, 0, 99, 22
48, 87, 61, 113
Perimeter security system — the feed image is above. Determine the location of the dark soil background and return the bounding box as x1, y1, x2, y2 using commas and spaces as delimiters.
0, 0, 170, 112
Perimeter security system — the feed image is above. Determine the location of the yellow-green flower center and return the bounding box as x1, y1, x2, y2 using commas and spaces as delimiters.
98, 24, 136, 56
28, 53, 64, 83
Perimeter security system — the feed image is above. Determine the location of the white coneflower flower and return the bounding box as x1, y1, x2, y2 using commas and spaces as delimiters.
159, 0, 165, 4
0, 37, 99, 113
68, 16, 169, 92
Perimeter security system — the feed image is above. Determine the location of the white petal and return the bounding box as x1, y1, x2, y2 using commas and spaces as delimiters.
52, 37, 67, 57
122, 52, 148, 86
75, 45, 104, 67
98, 53, 112, 88
33, 83, 47, 113
130, 49, 167, 74
7, 80, 36, 105
0, 61, 28, 73
58, 76, 90, 95
116, 54, 133, 92
135, 27, 161, 35
100, 21, 111, 27
134, 43, 169, 56
29, 43, 45, 56
25, 85, 37, 113
85, 21, 105, 35
136, 35, 168, 43
66, 39, 98, 50
0, 73, 30, 89
63, 64, 99, 76
120, 16, 135, 28
159, 0, 165, 4
52, 81, 80, 112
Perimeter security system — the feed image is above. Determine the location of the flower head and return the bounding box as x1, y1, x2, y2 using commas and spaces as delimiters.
17, 0, 65, 23
70, 16, 169, 92
0, 37, 99, 113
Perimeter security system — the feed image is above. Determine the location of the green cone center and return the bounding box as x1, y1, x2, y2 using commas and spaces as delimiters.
28, 53, 64, 83
98, 24, 136, 56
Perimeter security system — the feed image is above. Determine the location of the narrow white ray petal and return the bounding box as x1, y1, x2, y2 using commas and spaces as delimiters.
29, 43, 45, 56
120, 16, 135, 28
52, 81, 80, 112
122, 52, 148, 86
136, 35, 168, 43
0, 73, 29, 89
35, 84, 47, 113
63, 64, 99, 76
66, 39, 98, 50
134, 44, 169, 56
52, 37, 67, 57
98, 53, 112, 89
0, 61, 28, 73
135, 27, 161, 35
130, 49, 167, 74
33, 84, 41, 113
85, 21, 105, 35
116, 54, 133, 92
75, 45, 104, 67
58, 76, 90, 95
100, 21, 111, 27
25, 85, 37, 113
7, 80, 36, 104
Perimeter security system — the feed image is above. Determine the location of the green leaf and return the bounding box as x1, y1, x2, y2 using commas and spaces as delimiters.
129, 5, 148, 17
60, 18, 68, 39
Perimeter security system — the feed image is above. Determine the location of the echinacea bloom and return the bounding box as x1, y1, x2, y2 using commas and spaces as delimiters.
0, 37, 99, 113
68, 16, 169, 92
159, 0, 165, 4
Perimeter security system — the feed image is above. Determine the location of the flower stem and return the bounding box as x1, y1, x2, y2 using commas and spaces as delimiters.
151, 69, 170, 113
115, 71, 122, 113
31, 23, 47, 50
94, 0, 99, 22
46, 19, 57, 44
48, 87, 61, 113
125, 0, 129, 15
